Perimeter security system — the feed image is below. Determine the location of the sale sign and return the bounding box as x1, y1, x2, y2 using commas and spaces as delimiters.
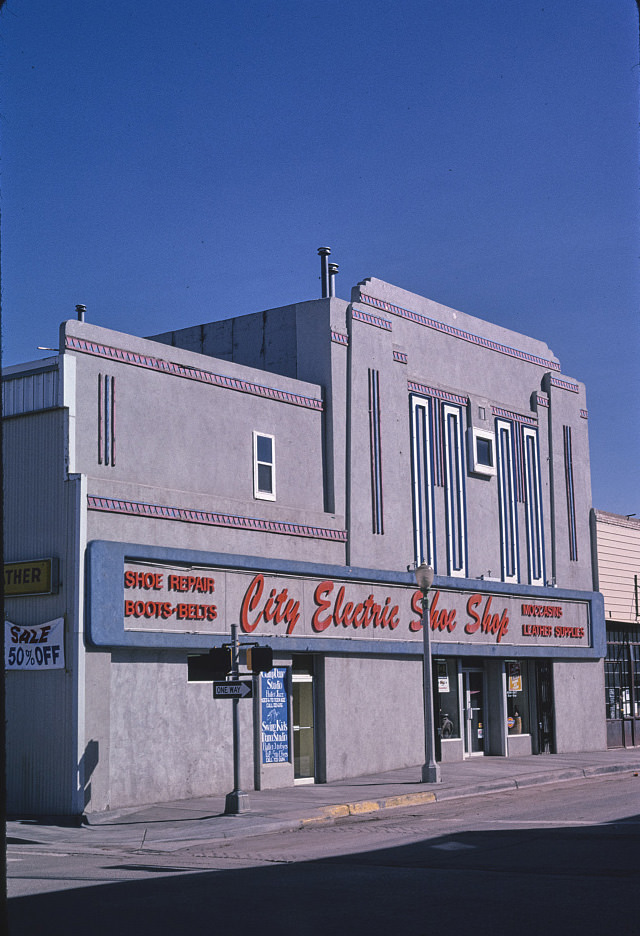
5, 618, 65, 670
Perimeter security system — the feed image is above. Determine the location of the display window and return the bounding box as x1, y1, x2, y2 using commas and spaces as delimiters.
435, 658, 460, 739
506, 660, 529, 734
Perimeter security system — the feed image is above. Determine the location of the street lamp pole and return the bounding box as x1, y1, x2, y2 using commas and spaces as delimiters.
415, 562, 441, 784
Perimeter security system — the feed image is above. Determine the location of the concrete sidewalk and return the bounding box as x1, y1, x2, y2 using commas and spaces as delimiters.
9, 749, 640, 854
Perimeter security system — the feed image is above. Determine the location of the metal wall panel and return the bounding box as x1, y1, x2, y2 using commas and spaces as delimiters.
4, 410, 80, 814
2, 365, 60, 417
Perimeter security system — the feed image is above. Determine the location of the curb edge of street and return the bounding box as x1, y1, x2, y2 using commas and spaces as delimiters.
283, 763, 640, 833
74, 760, 640, 842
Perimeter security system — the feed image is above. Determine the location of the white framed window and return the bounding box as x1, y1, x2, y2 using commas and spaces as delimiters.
495, 418, 519, 583
253, 432, 276, 500
467, 426, 496, 477
522, 426, 545, 585
442, 404, 467, 578
411, 396, 436, 567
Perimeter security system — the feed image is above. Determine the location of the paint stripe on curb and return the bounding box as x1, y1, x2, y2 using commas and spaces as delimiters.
301, 790, 438, 826
383, 792, 437, 809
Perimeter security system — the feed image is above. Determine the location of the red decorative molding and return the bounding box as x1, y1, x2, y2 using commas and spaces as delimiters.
492, 406, 538, 427
87, 495, 347, 542
66, 336, 323, 411
361, 293, 562, 371
549, 376, 579, 394
352, 308, 393, 331
408, 381, 468, 406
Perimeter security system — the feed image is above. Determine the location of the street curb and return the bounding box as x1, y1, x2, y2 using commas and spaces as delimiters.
515, 768, 583, 788
77, 761, 640, 841
295, 763, 640, 828
301, 790, 439, 825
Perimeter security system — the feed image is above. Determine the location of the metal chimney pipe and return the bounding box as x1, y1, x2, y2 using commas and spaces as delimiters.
328, 262, 339, 298
318, 247, 331, 298
75, 304, 86, 322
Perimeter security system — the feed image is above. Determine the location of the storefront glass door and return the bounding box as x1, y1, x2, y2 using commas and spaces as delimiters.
463, 668, 485, 755
292, 655, 315, 782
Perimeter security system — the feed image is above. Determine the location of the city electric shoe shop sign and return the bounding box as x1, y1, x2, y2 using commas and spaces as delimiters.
122, 562, 590, 649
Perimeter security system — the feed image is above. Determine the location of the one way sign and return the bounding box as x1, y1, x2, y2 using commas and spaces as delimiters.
213, 680, 253, 699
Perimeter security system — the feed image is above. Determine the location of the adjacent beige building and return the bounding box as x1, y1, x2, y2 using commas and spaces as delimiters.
594, 510, 640, 748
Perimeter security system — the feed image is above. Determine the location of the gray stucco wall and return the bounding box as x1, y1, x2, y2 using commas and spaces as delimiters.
65, 320, 330, 517
321, 655, 424, 781
87, 648, 254, 811
552, 659, 606, 753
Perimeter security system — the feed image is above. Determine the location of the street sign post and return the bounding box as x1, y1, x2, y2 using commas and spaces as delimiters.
213, 680, 253, 699
184, 631, 274, 815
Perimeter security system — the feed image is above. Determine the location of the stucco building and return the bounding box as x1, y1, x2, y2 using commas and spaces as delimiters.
3, 268, 605, 816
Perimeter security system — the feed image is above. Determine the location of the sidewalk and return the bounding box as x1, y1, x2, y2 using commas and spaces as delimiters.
9, 749, 640, 854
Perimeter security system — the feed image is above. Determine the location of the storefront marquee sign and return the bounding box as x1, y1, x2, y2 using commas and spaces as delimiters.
121, 560, 590, 649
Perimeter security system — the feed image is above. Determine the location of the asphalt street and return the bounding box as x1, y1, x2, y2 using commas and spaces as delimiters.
8, 770, 640, 936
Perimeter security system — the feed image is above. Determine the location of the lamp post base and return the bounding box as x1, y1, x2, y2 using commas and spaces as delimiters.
224, 790, 250, 814
421, 763, 442, 784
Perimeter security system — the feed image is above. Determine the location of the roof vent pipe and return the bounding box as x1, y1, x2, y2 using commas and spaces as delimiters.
75, 304, 86, 322
328, 262, 339, 298
318, 247, 331, 298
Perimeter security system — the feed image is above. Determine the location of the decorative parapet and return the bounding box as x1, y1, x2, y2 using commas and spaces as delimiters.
65, 336, 323, 411
360, 292, 561, 371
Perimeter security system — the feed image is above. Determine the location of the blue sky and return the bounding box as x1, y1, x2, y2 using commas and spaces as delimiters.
2, 1, 638, 515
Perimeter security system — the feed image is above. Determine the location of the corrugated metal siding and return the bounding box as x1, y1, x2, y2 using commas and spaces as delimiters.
4, 410, 79, 814
2, 365, 60, 417
596, 513, 640, 625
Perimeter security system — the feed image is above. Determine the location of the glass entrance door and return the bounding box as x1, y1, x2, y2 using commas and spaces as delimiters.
292, 656, 315, 782
463, 668, 485, 755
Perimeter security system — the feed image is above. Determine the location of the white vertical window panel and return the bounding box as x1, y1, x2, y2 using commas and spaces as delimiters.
496, 418, 519, 583
411, 396, 436, 567
443, 403, 467, 578
522, 426, 545, 585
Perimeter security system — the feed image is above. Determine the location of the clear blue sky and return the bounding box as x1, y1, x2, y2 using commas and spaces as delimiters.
2, 1, 638, 515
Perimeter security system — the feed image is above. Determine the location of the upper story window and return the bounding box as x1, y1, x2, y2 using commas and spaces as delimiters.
467, 426, 496, 477
253, 432, 276, 501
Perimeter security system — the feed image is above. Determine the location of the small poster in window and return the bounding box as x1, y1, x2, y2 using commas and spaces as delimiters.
437, 661, 449, 693
508, 662, 522, 693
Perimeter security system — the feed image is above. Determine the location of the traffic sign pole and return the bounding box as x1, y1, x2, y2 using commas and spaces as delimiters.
224, 622, 250, 814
